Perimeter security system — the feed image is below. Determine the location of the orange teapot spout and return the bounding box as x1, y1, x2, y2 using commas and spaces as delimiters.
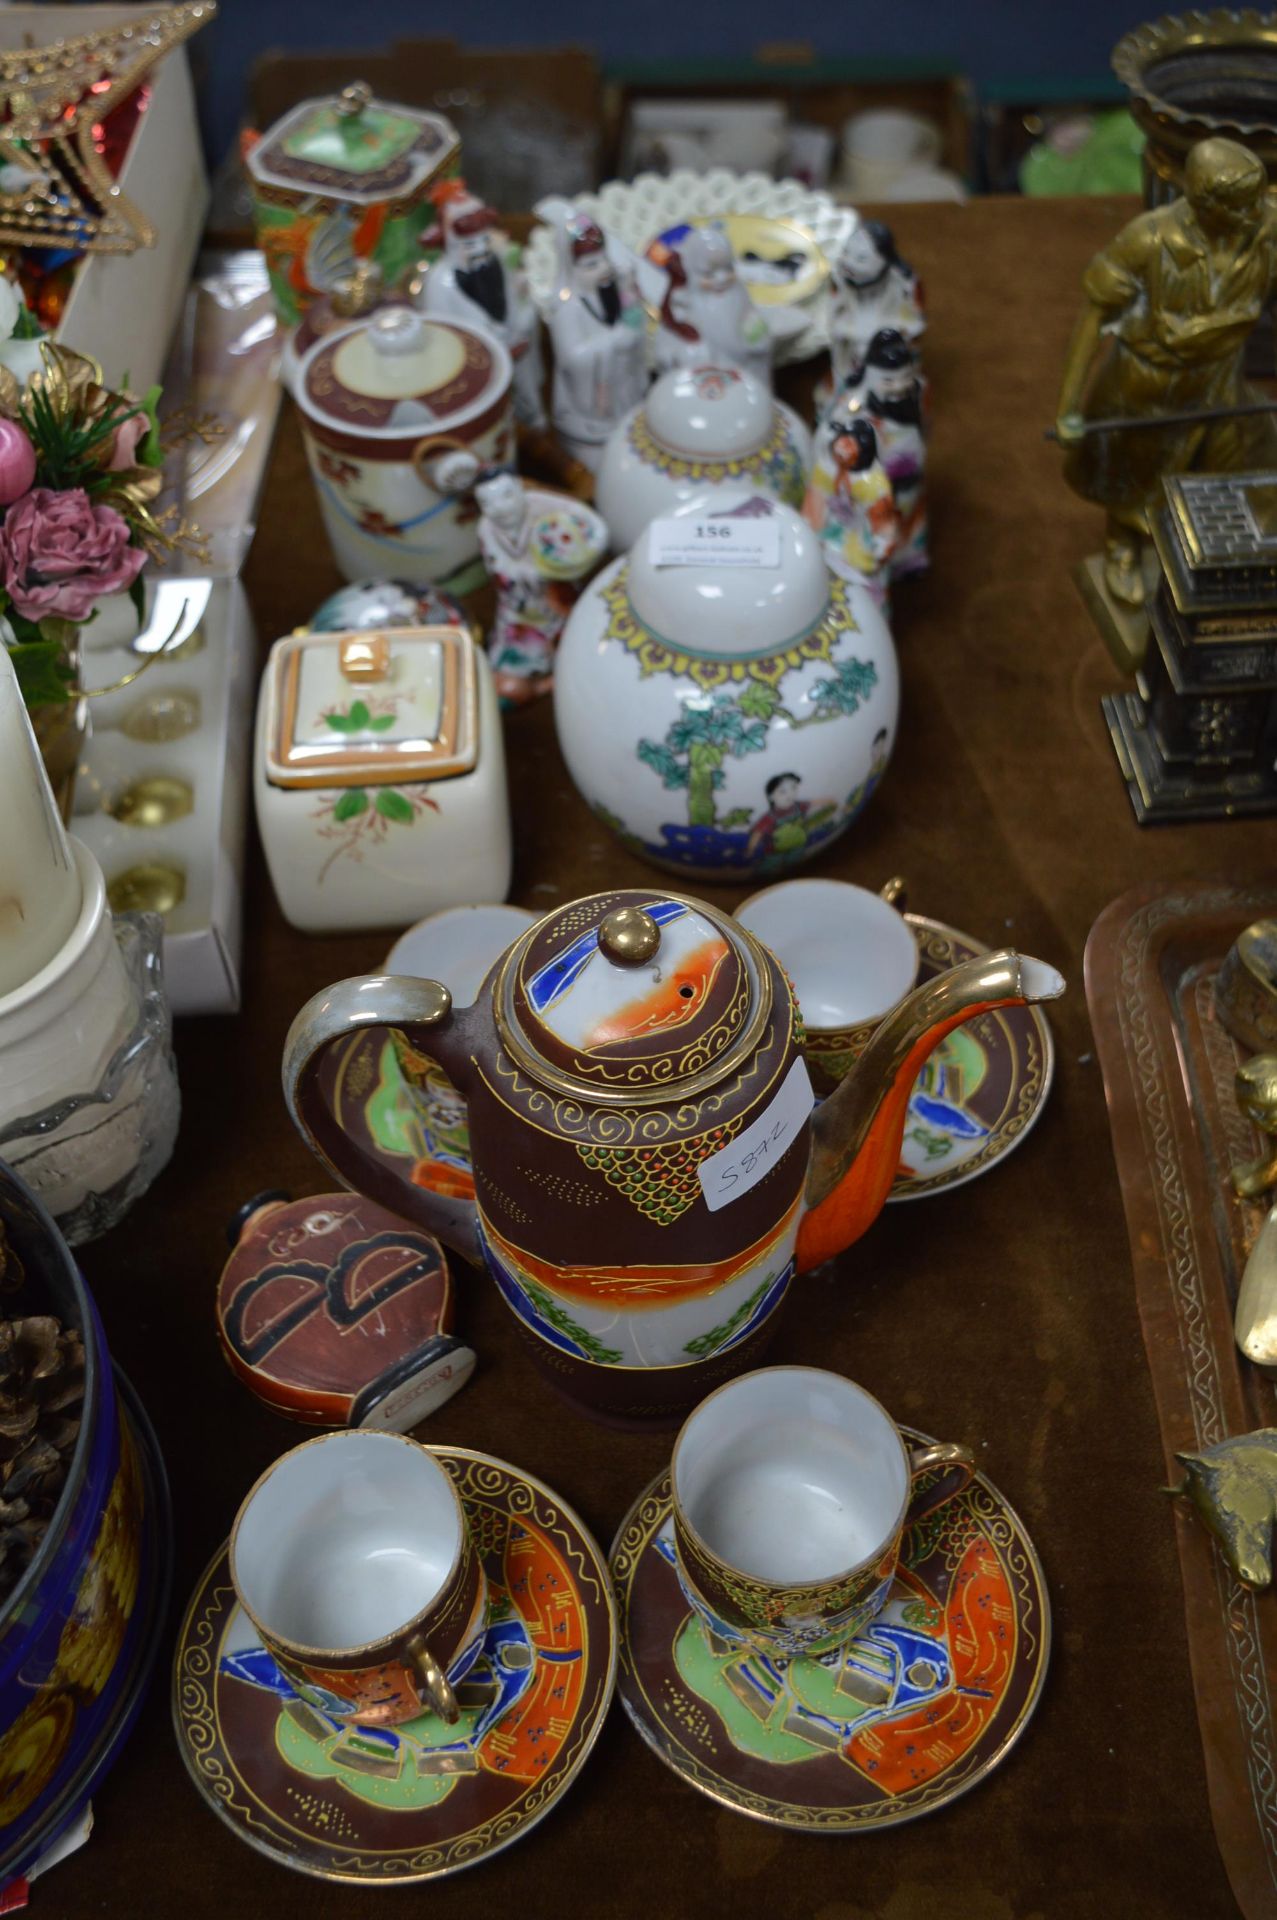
796, 951, 1065, 1272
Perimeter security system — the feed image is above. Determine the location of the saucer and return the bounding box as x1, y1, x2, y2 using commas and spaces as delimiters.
610, 1432, 1049, 1832
173, 1448, 617, 1884
888, 914, 1055, 1201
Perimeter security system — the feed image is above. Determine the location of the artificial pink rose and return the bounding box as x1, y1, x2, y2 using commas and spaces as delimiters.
107, 411, 147, 473
0, 486, 146, 622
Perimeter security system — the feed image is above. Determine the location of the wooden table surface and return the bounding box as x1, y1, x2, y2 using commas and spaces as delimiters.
58, 194, 1277, 1920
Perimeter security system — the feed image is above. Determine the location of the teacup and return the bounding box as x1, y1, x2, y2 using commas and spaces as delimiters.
385, 903, 537, 995
735, 876, 917, 1096
229, 1430, 487, 1727
671, 1366, 973, 1657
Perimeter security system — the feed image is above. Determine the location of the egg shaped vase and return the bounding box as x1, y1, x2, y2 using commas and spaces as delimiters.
554, 493, 899, 881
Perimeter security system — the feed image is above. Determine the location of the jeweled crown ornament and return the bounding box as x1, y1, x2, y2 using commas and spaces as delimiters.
283, 889, 1064, 1425
0, 3, 216, 252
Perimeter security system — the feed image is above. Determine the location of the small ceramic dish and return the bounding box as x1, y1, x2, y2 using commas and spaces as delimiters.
173, 1448, 617, 1884
216, 1191, 475, 1429
611, 1436, 1049, 1831
595, 365, 811, 551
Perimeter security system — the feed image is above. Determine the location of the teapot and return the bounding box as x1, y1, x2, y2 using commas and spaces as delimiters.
283, 888, 1063, 1425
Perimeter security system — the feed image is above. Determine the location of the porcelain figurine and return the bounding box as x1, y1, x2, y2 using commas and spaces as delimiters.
248, 81, 460, 328
802, 416, 898, 602
596, 364, 810, 551
284, 892, 1063, 1426
545, 210, 648, 473
829, 219, 925, 391
253, 623, 511, 933
835, 328, 928, 579
653, 224, 772, 388
420, 180, 546, 428
555, 491, 898, 877
475, 472, 608, 706
295, 305, 514, 589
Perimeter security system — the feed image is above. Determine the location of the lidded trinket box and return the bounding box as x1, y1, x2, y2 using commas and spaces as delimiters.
253, 624, 511, 933
248, 81, 460, 326
595, 364, 811, 550
295, 306, 514, 590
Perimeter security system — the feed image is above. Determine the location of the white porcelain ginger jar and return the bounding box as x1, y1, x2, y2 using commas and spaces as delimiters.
595, 363, 811, 551
254, 623, 511, 933
554, 491, 898, 880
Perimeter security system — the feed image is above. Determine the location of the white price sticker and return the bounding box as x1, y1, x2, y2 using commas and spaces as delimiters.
697, 1057, 815, 1213
649, 513, 781, 570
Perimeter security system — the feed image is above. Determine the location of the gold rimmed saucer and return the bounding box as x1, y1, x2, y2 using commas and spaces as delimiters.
610, 1436, 1050, 1832
172, 1448, 617, 1883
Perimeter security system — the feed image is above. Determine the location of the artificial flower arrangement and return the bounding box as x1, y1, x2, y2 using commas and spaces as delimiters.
0, 276, 201, 714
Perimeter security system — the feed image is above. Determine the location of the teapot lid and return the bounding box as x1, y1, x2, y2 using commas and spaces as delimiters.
645, 365, 773, 460
496, 890, 772, 1105
248, 82, 459, 206
299, 308, 510, 439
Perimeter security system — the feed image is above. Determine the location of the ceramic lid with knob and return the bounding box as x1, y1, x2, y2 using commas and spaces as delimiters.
496, 890, 774, 1102
626, 492, 831, 657
298, 307, 511, 439
262, 625, 479, 789
247, 81, 460, 206
644, 365, 775, 460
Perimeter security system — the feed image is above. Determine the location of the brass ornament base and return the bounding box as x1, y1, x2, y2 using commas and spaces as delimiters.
1073, 552, 1157, 674
1103, 689, 1277, 825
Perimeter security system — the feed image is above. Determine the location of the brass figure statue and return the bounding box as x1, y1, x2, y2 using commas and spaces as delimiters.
1235, 1202, 1277, 1373
1216, 919, 1277, 1054
1056, 137, 1277, 655
1232, 1054, 1277, 1199
1170, 1429, 1277, 1587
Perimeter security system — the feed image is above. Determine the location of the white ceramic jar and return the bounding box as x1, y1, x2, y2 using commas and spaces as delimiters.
595, 364, 810, 550
295, 306, 514, 590
254, 624, 511, 933
554, 491, 898, 880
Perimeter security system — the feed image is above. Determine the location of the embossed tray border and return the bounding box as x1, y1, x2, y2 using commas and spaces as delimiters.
1086, 879, 1277, 1920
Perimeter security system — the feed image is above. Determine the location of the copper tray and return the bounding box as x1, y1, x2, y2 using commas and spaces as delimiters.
1086, 878, 1277, 1920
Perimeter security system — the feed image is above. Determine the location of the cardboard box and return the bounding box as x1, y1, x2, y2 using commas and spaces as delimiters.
0, 5, 210, 391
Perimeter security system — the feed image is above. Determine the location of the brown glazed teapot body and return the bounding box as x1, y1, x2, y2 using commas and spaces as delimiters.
284, 888, 1063, 1424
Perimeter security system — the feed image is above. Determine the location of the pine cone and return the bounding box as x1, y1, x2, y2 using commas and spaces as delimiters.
0, 1317, 85, 1605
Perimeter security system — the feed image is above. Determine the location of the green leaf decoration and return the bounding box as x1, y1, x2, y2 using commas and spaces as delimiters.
333, 788, 368, 821
375, 789, 415, 824
12, 304, 42, 341
369, 713, 396, 731
127, 572, 147, 631
323, 711, 356, 732
6, 639, 74, 707
139, 385, 164, 468
348, 700, 371, 728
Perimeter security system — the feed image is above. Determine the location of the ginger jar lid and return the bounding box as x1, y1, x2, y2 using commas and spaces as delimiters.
248, 81, 460, 206
262, 625, 479, 790
495, 889, 773, 1105
644, 364, 774, 459
299, 307, 511, 439
625, 492, 831, 658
